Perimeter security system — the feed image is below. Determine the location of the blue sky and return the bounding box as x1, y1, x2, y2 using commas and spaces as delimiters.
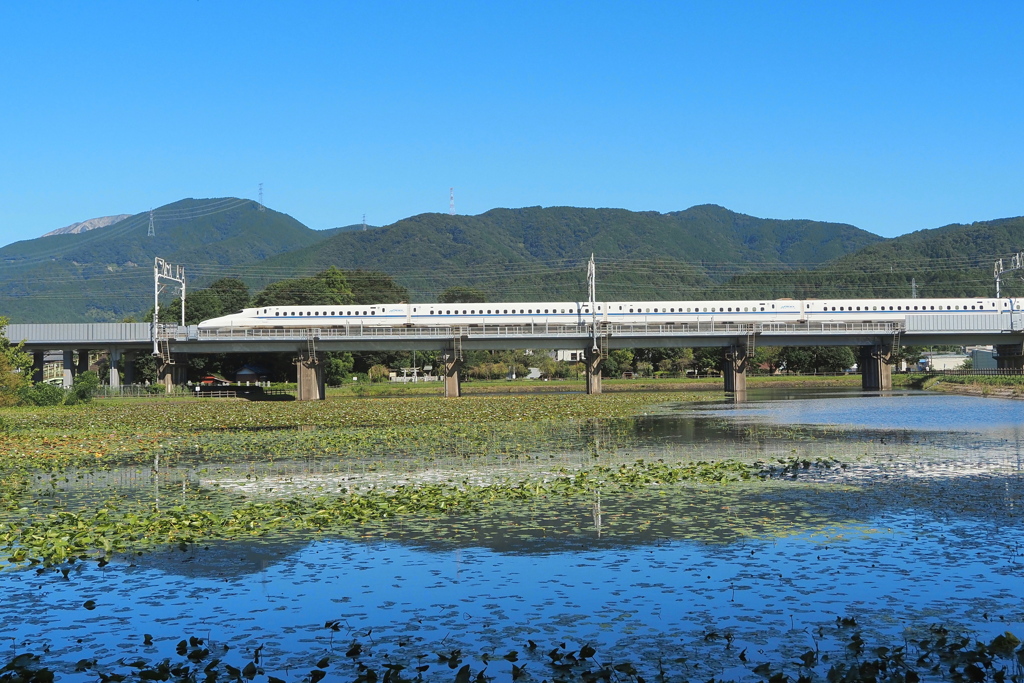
0, 1, 1021, 247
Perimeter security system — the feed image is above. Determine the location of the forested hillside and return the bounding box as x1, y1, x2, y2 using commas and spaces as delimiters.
258, 205, 882, 301
711, 216, 1024, 300
0, 198, 335, 322
3, 198, 1023, 323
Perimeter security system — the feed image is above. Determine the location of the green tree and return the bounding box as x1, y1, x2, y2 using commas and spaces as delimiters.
347, 271, 409, 304
779, 346, 856, 373
368, 364, 391, 382
692, 348, 723, 375
438, 286, 487, 303
207, 278, 250, 313
253, 267, 354, 306
0, 317, 30, 406
324, 352, 355, 385
71, 371, 101, 403
752, 346, 783, 374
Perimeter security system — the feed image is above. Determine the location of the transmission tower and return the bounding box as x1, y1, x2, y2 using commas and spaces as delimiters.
147, 210, 155, 237
362, 214, 367, 231
449, 187, 455, 215
258, 183, 265, 212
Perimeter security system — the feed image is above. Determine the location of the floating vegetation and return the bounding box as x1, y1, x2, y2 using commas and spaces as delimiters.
0, 457, 839, 568
3, 623, 1023, 683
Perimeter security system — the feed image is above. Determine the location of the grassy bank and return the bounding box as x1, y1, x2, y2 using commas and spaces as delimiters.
323, 373, 866, 397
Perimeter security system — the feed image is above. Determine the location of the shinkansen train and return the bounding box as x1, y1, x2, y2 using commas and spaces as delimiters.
196, 296, 1022, 330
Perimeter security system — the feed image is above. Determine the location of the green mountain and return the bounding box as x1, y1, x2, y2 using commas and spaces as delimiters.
0, 198, 334, 322
256, 205, 883, 301
6, 197, 1020, 324
714, 216, 1024, 300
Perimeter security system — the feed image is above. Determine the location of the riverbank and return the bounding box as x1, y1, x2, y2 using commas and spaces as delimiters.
916, 373, 1024, 399
326, 373, 868, 397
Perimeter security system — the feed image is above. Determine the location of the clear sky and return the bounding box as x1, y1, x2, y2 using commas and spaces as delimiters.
1, 1, 1022, 247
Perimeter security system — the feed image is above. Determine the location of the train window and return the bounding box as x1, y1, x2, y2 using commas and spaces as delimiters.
760, 307, 765, 312
703, 307, 708, 312
544, 309, 549, 314
930, 306, 934, 310
646, 308, 650, 313
470, 310, 475, 314
371, 311, 375, 315
653, 308, 658, 312
972, 305, 976, 309
629, 308, 634, 313
618, 306, 623, 311
840, 307, 844, 311
856, 306, 861, 311
275, 312, 279, 316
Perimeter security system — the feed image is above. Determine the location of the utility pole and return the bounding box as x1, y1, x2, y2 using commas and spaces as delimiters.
911, 278, 917, 299
587, 254, 598, 353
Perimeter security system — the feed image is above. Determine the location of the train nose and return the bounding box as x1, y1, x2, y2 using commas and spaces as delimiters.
197, 315, 234, 329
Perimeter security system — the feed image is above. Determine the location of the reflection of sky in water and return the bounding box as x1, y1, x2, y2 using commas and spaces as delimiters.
3, 512, 1022, 682
3, 390, 1024, 680
694, 390, 1024, 432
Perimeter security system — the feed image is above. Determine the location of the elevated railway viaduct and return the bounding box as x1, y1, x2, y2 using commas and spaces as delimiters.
7, 312, 1024, 400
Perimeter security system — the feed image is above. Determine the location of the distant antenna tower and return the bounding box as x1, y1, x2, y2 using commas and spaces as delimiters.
362, 214, 367, 231
258, 183, 265, 212
449, 187, 455, 215
911, 277, 918, 298
147, 210, 155, 237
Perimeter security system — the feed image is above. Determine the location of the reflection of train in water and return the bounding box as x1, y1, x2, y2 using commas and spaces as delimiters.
196, 297, 1019, 330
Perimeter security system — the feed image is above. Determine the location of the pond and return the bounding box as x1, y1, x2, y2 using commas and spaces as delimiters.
2, 388, 1023, 681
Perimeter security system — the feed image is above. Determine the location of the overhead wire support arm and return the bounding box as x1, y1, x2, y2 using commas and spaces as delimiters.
152, 257, 186, 357
994, 252, 1024, 298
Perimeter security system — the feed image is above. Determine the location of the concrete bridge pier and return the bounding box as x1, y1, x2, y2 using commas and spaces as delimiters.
443, 352, 462, 398
76, 349, 90, 376
994, 344, 1024, 369
159, 354, 187, 394
860, 345, 892, 391
62, 349, 75, 388
722, 346, 748, 393
585, 347, 602, 395
123, 351, 136, 385
295, 353, 325, 401
108, 349, 122, 388
32, 351, 44, 384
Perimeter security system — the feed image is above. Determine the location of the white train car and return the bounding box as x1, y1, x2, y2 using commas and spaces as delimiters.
196, 297, 1020, 331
